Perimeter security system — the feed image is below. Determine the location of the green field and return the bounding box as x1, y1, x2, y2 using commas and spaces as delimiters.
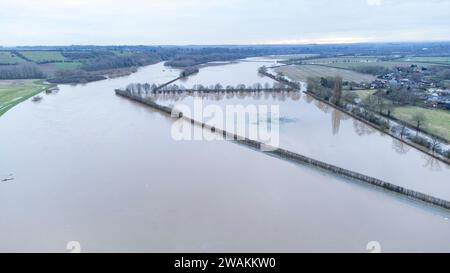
305, 56, 380, 65
112, 50, 134, 57
393, 106, 450, 141
19, 51, 66, 62
275, 64, 376, 83
36, 61, 82, 76
0, 80, 48, 116
398, 56, 450, 65
267, 54, 320, 60
0, 52, 26, 64
319, 61, 415, 70
300, 56, 442, 70
345, 89, 377, 100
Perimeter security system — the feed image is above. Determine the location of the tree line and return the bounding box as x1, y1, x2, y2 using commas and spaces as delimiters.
125, 82, 293, 94
0, 64, 45, 79
81, 52, 161, 71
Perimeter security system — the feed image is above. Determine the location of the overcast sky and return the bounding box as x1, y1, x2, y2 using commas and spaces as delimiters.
1, 0, 450, 46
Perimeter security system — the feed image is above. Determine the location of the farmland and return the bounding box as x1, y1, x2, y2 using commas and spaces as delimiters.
18, 51, 67, 63
0, 80, 49, 116
266, 54, 319, 60
297, 56, 443, 70
275, 64, 376, 83
0, 52, 26, 64
345, 89, 376, 100
393, 106, 450, 141
304, 56, 380, 65
398, 56, 450, 65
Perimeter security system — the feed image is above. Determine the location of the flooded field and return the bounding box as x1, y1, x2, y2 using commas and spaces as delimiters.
1, 60, 450, 252
154, 60, 450, 201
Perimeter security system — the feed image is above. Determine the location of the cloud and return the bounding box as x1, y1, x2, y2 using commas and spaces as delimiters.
366, 0, 382, 6
0, 0, 449, 45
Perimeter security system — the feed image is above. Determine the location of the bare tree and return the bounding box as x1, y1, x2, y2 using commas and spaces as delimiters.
386, 103, 395, 118
375, 95, 386, 115
226, 85, 234, 91
258, 66, 267, 74
331, 76, 343, 105
430, 136, 441, 153
306, 77, 321, 93
236, 84, 246, 91
412, 112, 427, 135
400, 124, 407, 139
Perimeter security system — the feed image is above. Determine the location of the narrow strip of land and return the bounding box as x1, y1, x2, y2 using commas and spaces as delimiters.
0, 80, 53, 117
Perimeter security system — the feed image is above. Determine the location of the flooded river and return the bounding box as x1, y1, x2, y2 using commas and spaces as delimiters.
0, 60, 449, 252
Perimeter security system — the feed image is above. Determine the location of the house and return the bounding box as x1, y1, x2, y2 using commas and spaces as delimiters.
370, 80, 386, 89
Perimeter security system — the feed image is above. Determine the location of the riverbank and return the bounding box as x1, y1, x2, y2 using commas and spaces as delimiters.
305, 90, 450, 164
262, 65, 450, 164
0, 79, 54, 117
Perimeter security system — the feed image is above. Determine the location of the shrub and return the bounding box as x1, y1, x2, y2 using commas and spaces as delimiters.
410, 135, 431, 149
446, 150, 450, 159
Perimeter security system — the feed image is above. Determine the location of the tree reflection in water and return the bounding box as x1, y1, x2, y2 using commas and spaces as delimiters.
422, 154, 442, 171
304, 94, 314, 104
314, 100, 330, 114
352, 119, 376, 136
145, 91, 301, 102
331, 109, 351, 135
392, 139, 411, 155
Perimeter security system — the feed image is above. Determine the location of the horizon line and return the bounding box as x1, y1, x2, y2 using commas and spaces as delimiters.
2, 40, 450, 48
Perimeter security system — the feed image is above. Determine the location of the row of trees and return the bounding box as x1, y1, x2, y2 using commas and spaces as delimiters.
48, 69, 105, 84
165, 52, 250, 67
307, 76, 343, 106
351, 65, 390, 76
307, 75, 414, 131
384, 87, 416, 105
82, 52, 161, 71
306, 76, 448, 157
0, 64, 45, 79
125, 82, 293, 94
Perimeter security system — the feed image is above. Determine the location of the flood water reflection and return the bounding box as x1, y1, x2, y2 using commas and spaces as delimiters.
156, 88, 450, 201
0, 60, 450, 252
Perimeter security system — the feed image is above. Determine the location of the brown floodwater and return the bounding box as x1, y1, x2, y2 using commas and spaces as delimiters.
156, 92, 450, 201
0, 60, 450, 252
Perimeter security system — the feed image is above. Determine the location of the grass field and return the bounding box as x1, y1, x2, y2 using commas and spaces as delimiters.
345, 89, 376, 100
305, 56, 380, 65
393, 106, 450, 141
320, 61, 416, 70
0, 52, 26, 64
0, 80, 48, 116
112, 50, 134, 57
398, 56, 450, 65
37, 61, 82, 76
19, 51, 66, 63
267, 54, 319, 60
301, 56, 441, 70
275, 64, 376, 83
